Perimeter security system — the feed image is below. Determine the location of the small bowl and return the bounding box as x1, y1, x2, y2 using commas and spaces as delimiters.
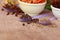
51, 5, 60, 21
18, 0, 47, 17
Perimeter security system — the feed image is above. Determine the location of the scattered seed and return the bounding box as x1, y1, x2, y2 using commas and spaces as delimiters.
3, 4, 24, 17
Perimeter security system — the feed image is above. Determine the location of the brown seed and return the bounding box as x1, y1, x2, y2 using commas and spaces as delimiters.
27, 23, 30, 24
27, 21, 31, 24
7, 12, 10, 15
12, 12, 15, 15
1, 8, 4, 11
15, 13, 18, 17
22, 23, 25, 26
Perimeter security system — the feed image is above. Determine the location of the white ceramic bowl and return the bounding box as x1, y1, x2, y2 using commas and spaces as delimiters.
18, 0, 46, 17
51, 5, 60, 21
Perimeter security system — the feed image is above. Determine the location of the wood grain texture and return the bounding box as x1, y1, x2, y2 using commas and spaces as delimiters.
0, 0, 60, 40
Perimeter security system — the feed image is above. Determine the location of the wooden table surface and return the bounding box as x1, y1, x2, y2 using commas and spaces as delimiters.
0, 0, 60, 40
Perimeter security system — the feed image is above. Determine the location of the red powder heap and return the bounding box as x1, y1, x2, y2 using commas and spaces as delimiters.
21, 0, 45, 4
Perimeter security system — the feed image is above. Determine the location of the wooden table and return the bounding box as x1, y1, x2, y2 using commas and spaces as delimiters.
0, 0, 60, 40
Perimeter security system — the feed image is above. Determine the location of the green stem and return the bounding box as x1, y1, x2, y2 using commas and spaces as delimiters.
45, 0, 51, 10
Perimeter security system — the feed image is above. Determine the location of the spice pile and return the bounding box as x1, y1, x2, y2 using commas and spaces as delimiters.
21, 0, 45, 4
51, 0, 60, 8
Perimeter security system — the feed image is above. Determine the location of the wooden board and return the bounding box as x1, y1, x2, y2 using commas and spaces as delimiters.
0, 0, 60, 40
